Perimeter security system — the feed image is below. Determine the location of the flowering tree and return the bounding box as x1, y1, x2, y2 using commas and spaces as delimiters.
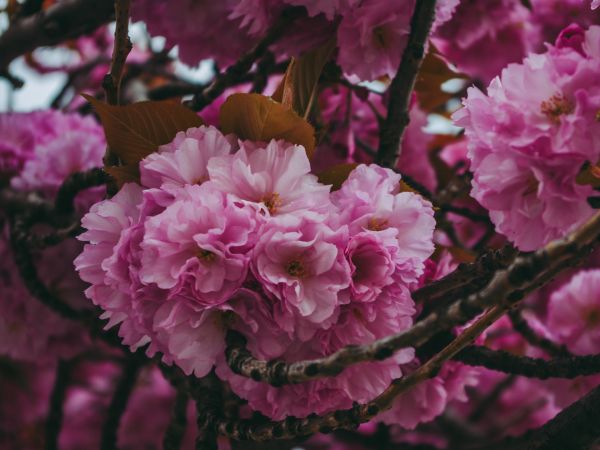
2, 0, 600, 449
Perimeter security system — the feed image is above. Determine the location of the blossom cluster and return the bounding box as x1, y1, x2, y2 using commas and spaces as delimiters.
71, 123, 484, 423
455, 25, 600, 250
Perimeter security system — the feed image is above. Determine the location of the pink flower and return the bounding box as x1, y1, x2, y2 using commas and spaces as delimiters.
0, 113, 39, 177
547, 269, 600, 355
152, 300, 227, 377
594, 0, 600, 9
337, 0, 414, 81
346, 229, 399, 303
140, 125, 236, 191
139, 184, 260, 307
11, 111, 105, 197
332, 165, 436, 284
75, 183, 153, 349
208, 139, 331, 216
131, 0, 253, 67
251, 214, 351, 326
433, 0, 534, 83
455, 26, 600, 250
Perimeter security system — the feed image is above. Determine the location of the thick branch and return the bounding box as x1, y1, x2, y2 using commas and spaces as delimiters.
224, 213, 600, 387
163, 388, 189, 450
510, 383, 600, 450
190, 373, 222, 450
45, 360, 73, 450
0, 0, 114, 72
456, 346, 600, 379
375, 0, 437, 168
54, 167, 107, 214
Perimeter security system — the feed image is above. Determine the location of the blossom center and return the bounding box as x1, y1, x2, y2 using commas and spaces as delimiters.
261, 192, 282, 214
541, 93, 574, 123
367, 217, 389, 231
197, 248, 216, 264
585, 309, 600, 328
286, 259, 307, 278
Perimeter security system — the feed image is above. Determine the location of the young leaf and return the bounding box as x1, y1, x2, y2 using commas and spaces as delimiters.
415, 49, 467, 112
317, 162, 358, 190
272, 39, 336, 118
220, 93, 316, 157
83, 94, 204, 165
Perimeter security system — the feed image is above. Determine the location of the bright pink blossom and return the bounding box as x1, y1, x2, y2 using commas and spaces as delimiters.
251, 214, 351, 326
139, 184, 259, 306
208, 139, 331, 216
140, 125, 236, 191
455, 25, 600, 250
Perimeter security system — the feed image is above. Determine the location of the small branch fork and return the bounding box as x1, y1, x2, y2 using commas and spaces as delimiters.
225, 212, 600, 386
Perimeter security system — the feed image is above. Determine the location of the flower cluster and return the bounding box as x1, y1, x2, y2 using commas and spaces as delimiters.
133, 0, 458, 81
76, 124, 439, 421
455, 25, 600, 251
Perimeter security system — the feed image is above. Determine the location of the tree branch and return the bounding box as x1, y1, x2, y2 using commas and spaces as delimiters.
45, 359, 73, 450
100, 357, 142, 450
508, 309, 570, 357
163, 387, 189, 450
224, 212, 600, 387
103, 0, 132, 106
455, 346, 600, 379
0, 0, 114, 73
185, 7, 305, 111
375, 0, 437, 168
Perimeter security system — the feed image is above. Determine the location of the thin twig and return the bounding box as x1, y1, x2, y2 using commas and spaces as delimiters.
376, 0, 437, 168
103, 0, 132, 106
508, 309, 571, 357
100, 357, 143, 450
185, 7, 304, 111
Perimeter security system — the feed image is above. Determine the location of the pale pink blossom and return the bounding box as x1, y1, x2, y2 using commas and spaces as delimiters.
208, 139, 331, 216
140, 125, 236, 191
251, 214, 351, 326
139, 184, 259, 306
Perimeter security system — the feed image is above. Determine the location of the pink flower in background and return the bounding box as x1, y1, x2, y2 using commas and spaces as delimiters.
594, 0, 600, 9
0, 237, 90, 363
433, 0, 534, 83
208, 139, 331, 216
547, 270, 600, 355
11, 111, 105, 196
140, 125, 236, 191
337, 0, 414, 80
0, 113, 39, 177
140, 184, 259, 307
